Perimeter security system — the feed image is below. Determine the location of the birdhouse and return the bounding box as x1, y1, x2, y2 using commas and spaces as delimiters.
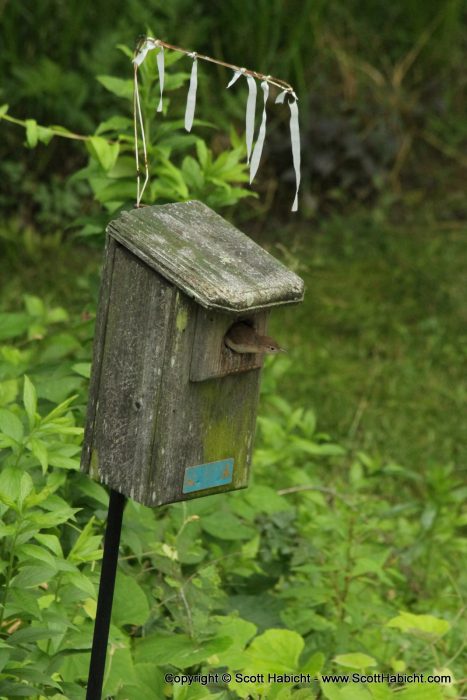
81, 201, 304, 506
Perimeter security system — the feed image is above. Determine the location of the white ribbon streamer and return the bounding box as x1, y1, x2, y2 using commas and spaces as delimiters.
245, 75, 257, 163
276, 89, 301, 211
157, 48, 165, 112
227, 69, 243, 88
288, 95, 301, 212
133, 45, 149, 66
275, 89, 288, 105
249, 80, 269, 184
133, 38, 157, 67
184, 56, 198, 132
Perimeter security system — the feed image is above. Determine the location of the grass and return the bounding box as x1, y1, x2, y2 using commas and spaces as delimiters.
269, 211, 467, 472
1, 208, 466, 475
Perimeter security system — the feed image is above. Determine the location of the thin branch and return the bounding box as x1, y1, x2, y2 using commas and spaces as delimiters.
277, 484, 356, 507
146, 37, 295, 95
0, 113, 95, 142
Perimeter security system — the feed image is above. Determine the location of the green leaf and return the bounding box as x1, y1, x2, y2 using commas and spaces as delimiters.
23, 375, 37, 427
245, 485, 292, 514
29, 438, 48, 473
8, 625, 63, 644
0, 104, 9, 117
97, 75, 133, 98
130, 665, 165, 700
87, 136, 120, 171
47, 452, 80, 470
103, 646, 138, 696
25, 119, 38, 148
16, 543, 58, 568
35, 376, 82, 403
0, 466, 23, 507
0, 408, 24, 442
386, 612, 450, 639
71, 362, 91, 378
24, 294, 45, 316
37, 125, 54, 145
8, 588, 41, 620
210, 615, 257, 667
337, 685, 372, 700
34, 533, 63, 557
18, 473, 34, 510
246, 629, 305, 674
112, 573, 150, 626
398, 685, 444, 700
64, 570, 96, 597
333, 653, 377, 670
182, 156, 204, 190
0, 680, 41, 696
135, 633, 231, 668
201, 512, 255, 540
0, 379, 19, 406
96, 115, 133, 134
67, 517, 102, 563
0, 313, 30, 340
12, 563, 57, 588
300, 652, 325, 675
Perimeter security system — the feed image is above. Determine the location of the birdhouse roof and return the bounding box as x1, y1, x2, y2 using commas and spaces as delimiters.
107, 201, 304, 313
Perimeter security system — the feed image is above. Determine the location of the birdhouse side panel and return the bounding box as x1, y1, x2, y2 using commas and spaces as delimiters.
85, 244, 175, 499
81, 234, 117, 476
150, 356, 261, 506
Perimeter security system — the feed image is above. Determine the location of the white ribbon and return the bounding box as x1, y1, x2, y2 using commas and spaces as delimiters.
157, 48, 165, 112
184, 55, 198, 132
133, 44, 149, 66
245, 75, 257, 163
275, 89, 287, 104
249, 80, 269, 184
276, 89, 301, 211
289, 95, 301, 211
133, 38, 157, 66
227, 69, 243, 88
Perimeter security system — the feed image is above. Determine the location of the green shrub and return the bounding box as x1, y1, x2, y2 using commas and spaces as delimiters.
0, 302, 463, 698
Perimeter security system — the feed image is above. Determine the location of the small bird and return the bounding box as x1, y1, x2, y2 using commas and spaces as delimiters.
224, 322, 285, 354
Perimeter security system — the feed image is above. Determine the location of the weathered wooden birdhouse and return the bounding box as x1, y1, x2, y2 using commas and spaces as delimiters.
81, 201, 304, 506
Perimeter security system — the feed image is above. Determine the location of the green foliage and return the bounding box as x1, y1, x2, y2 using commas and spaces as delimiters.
0, 298, 464, 698
1, 0, 466, 221
0, 43, 254, 234
73, 46, 253, 221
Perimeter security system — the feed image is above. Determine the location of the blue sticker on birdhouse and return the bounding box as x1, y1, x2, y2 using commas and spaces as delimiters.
183, 458, 234, 493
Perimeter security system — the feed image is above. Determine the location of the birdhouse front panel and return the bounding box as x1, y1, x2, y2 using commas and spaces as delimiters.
81, 201, 304, 507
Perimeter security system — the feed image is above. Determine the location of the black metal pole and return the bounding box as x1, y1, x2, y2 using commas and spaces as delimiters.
86, 489, 126, 700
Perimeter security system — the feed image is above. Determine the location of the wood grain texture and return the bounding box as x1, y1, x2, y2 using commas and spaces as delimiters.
82, 201, 305, 507
82, 255, 259, 505
107, 201, 304, 313
81, 235, 117, 476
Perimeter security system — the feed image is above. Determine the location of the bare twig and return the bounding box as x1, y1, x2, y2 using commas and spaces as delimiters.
0, 113, 97, 142
150, 37, 295, 94
277, 484, 356, 507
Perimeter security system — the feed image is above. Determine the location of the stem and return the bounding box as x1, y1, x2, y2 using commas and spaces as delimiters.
0, 524, 20, 630
337, 514, 356, 622
0, 113, 117, 144
145, 37, 296, 94
46, 573, 63, 655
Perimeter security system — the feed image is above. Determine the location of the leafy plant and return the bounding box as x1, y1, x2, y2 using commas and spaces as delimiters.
0, 42, 254, 239
0, 297, 465, 698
